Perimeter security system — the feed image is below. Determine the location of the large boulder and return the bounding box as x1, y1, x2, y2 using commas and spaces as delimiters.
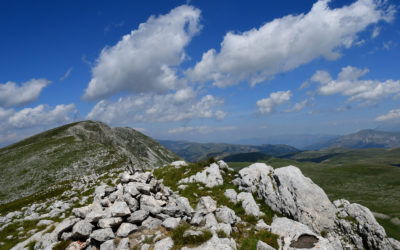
111, 201, 131, 217
179, 163, 223, 188
334, 199, 395, 250
255, 165, 336, 233
215, 206, 240, 225
72, 220, 94, 239
140, 195, 162, 215
154, 237, 174, 250
196, 196, 217, 214
90, 228, 115, 242
236, 163, 273, 193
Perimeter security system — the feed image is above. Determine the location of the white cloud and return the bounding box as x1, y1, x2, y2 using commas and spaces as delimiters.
186, 0, 394, 87
0, 79, 51, 107
83, 5, 201, 100
86, 88, 225, 124
313, 66, 400, 103
311, 70, 332, 84
371, 26, 381, 38
7, 104, 77, 129
376, 109, 400, 121
167, 126, 236, 134
286, 98, 312, 112
60, 67, 73, 81
257, 90, 292, 114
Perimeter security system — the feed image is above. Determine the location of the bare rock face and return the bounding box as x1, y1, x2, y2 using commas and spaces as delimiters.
244, 165, 337, 233
235, 163, 274, 193
237, 192, 263, 217
334, 199, 395, 250
270, 217, 335, 250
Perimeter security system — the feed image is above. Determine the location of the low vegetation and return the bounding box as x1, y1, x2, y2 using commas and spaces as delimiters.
227, 150, 400, 240
155, 158, 280, 249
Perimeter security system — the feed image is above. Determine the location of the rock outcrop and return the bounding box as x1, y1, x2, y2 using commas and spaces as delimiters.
234, 163, 400, 250
5, 160, 400, 250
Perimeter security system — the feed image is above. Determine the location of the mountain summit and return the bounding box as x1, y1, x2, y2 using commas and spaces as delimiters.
0, 120, 178, 204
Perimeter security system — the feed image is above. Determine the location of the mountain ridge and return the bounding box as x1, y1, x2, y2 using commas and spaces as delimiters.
0, 120, 179, 204
158, 140, 300, 162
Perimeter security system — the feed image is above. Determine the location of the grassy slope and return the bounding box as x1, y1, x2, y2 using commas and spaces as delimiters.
0, 122, 126, 204
0, 121, 179, 205
227, 149, 400, 240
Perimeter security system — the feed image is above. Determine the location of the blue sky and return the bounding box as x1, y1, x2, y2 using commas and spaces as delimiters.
1, 0, 400, 146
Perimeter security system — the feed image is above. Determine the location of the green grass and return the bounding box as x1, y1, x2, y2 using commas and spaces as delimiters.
234, 228, 279, 250
0, 219, 44, 250
170, 222, 212, 249
228, 152, 400, 241
52, 240, 72, 250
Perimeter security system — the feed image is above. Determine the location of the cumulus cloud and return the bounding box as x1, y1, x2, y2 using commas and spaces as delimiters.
186, 0, 394, 87
257, 90, 292, 114
167, 126, 236, 134
312, 66, 400, 103
7, 104, 77, 129
86, 88, 225, 124
376, 108, 400, 121
0, 79, 51, 107
83, 5, 201, 100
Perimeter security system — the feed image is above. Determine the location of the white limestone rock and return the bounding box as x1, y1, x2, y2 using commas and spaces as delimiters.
179, 163, 223, 188
90, 228, 115, 242
111, 201, 131, 217
215, 206, 240, 225
224, 189, 237, 204
154, 237, 174, 250
100, 240, 115, 250
98, 217, 123, 228
255, 165, 337, 233
72, 220, 94, 239
270, 217, 334, 250
141, 195, 162, 215
236, 163, 274, 193
127, 210, 149, 224
162, 217, 181, 230
181, 234, 237, 250
196, 196, 217, 214
256, 240, 275, 250
237, 192, 263, 217
116, 223, 138, 237
170, 161, 188, 168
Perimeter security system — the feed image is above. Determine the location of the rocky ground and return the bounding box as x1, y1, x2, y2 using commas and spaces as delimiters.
1, 160, 400, 249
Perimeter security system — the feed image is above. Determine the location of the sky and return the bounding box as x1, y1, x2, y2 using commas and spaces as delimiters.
1, 0, 400, 146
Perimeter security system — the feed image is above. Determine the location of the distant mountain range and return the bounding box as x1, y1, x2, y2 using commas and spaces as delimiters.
0, 121, 178, 204
306, 129, 400, 150
159, 129, 400, 162
158, 140, 300, 162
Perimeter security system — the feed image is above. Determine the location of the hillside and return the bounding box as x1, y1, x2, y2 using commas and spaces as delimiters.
2, 160, 399, 249
158, 140, 299, 162
0, 120, 179, 204
306, 129, 400, 150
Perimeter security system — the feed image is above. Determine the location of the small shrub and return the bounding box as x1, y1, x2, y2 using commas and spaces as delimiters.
217, 230, 228, 238
170, 222, 212, 248
53, 240, 72, 250
25, 240, 37, 250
